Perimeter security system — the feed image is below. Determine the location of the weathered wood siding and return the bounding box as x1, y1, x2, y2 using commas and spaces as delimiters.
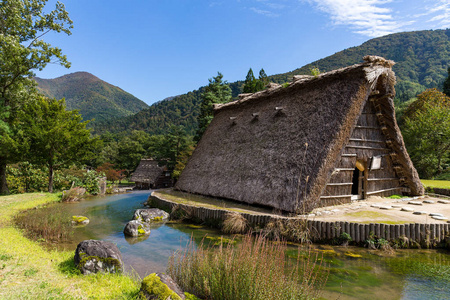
320, 98, 401, 205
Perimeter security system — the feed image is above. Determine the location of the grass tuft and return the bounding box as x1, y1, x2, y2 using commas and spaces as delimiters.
168, 234, 328, 300
222, 212, 248, 234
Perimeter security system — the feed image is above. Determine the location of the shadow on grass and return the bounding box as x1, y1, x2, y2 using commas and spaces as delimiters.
58, 257, 81, 277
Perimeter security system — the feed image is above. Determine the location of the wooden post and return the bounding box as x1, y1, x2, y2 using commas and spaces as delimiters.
380, 224, 386, 239
400, 224, 405, 238
420, 224, 426, 245
395, 224, 400, 240
350, 223, 356, 242
430, 224, 436, 243
415, 224, 421, 244
355, 224, 361, 243
375, 223, 381, 238
385, 224, 391, 241
410, 223, 414, 243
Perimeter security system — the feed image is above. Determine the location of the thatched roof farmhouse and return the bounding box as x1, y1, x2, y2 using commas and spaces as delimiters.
176, 56, 424, 213
131, 159, 172, 189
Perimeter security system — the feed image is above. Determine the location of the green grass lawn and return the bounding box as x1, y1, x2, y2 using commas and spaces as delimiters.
420, 180, 450, 189
0, 193, 140, 299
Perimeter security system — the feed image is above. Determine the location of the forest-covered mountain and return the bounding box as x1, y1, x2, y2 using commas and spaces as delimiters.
34, 72, 149, 122
93, 29, 450, 135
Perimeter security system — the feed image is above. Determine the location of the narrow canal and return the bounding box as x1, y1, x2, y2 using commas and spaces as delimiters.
49, 191, 450, 300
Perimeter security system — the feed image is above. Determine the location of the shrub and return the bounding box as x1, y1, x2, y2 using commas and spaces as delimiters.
167, 234, 328, 300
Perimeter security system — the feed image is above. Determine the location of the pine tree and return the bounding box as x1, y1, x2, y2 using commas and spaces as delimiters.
243, 68, 257, 93
195, 73, 232, 143
255, 68, 269, 91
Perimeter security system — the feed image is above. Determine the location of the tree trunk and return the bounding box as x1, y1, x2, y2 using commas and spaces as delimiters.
0, 159, 9, 195
48, 164, 54, 193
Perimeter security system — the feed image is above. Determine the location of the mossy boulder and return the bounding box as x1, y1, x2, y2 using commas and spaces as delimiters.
133, 208, 169, 223
71, 215, 90, 226
140, 273, 185, 300
74, 240, 123, 275
123, 220, 151, 237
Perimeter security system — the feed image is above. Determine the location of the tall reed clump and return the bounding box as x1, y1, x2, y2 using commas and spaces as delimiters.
167, 234, 328, 300
14, 204, 73, 243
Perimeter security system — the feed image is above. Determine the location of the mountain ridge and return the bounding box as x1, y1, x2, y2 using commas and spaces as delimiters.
61, 29, 450, 135
34, 72, 149, 122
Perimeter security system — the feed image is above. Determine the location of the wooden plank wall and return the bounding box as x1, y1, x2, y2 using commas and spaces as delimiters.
320, 98, 402, 205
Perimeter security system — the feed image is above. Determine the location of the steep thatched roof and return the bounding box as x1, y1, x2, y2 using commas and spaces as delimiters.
176, 56, 424, 212
131, 159, 164, 184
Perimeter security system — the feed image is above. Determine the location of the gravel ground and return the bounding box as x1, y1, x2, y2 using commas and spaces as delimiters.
310, 195, 450, 224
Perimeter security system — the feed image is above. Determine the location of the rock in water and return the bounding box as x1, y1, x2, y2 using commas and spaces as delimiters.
140, 273, 185, 300
124, 220, 151, 237
71, 215, 90, 226
74, 240, 123, 275
133, 208, 169, 222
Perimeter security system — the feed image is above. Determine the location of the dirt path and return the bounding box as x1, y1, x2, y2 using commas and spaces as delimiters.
310, 195, 450, 224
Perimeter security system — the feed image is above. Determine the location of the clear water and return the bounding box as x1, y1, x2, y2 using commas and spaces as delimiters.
50, 191, 450, 300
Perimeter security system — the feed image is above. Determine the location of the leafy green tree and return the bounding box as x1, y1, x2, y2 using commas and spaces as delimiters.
195, 73, 232, 143
243, 68, 257, 93
0, 0, 72, 194
116, 136, 146, 176
20, 96, 93, 193
443, 66, 450, 97
402, 89, 450, 178
147, 125, 192, 171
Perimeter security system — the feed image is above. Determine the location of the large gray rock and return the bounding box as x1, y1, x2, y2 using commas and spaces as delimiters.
140, 273, 185, 300
74, 240, 123, 275
133, 208, 169, 223
124, 220, 151, 237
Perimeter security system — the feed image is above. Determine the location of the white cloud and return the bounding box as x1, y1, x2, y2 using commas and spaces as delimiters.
425, 0, 450, 28
250, 7, 280, 17
307, 0, 406, 37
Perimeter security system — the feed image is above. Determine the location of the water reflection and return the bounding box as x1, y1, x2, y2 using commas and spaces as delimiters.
44, 191, 450, 299
55, 191, 217, 277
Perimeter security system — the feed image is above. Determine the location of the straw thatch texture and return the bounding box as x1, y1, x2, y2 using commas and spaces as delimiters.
131, 159, 167, 188
176, 57, 423, 213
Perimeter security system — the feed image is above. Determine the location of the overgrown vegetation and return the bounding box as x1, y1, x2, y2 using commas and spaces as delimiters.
14, 202, 73, 243
168, 234, 328, 300
402, 88, 449, 179
0, 193, 141, 299
7, 163, 104, 195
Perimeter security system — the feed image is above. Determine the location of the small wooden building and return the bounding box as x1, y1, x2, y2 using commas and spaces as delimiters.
176, 56, 424, 213
131, 159, 172, 189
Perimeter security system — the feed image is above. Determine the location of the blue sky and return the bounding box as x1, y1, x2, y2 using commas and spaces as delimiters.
36, 0, 450, 105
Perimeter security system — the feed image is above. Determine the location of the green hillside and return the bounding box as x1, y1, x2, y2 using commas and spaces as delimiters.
94, 29, 450, 135
34, 72, 148, 122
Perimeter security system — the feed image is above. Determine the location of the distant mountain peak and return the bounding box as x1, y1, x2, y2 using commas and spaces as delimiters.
34, 72, 148, 122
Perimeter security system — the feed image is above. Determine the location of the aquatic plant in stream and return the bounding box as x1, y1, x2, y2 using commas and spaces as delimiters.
386, 255, 450, 283
14, 203, 73, 243
167, 234, 328, 300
